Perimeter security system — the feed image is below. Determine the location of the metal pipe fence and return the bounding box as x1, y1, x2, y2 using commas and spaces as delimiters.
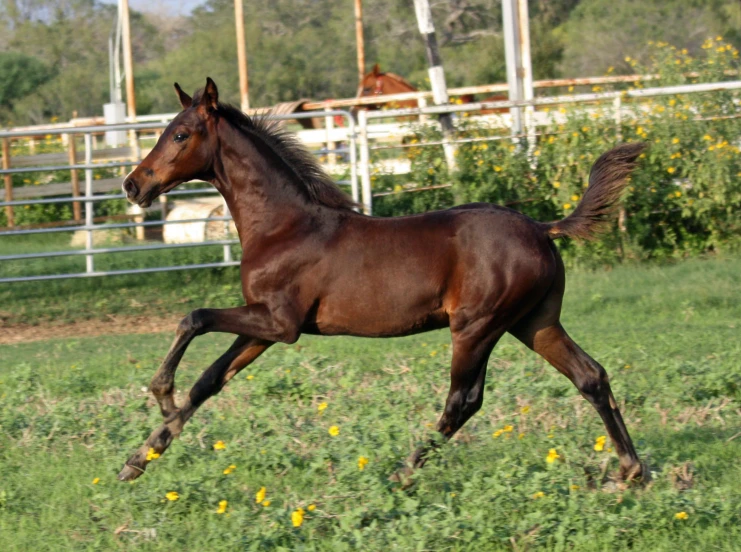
0, 110, 358, 283
356, 79, 741, 214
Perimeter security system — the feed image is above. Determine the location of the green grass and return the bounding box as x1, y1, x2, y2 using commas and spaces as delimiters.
0, 256, 740, 550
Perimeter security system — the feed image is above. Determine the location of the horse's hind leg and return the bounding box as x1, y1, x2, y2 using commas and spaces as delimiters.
511, 314, 643, 481
118, 336, 271, 481
392, 323, 505, 485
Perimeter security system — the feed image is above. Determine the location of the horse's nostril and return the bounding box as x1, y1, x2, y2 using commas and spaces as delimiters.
124, 179, 138, 197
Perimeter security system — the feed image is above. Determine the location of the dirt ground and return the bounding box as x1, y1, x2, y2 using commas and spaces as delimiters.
0, 314, 182, 345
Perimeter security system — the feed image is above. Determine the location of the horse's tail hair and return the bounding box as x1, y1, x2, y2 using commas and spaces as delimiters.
542, 142, 646, 241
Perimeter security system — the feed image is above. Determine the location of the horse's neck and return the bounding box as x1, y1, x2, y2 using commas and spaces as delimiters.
212, 123, 317, 248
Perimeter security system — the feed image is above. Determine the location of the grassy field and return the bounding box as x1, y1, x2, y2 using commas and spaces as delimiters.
1, 256, 740, 550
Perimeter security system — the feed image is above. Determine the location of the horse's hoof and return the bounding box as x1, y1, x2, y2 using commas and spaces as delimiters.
118, 455, 147, 481
621, 461, 650, 484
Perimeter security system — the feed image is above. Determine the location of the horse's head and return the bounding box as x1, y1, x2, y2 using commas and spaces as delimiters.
123, 78, 221, 208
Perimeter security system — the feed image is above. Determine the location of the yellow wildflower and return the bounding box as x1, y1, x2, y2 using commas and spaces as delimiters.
307, 504, 316, 511
146, 448, 160, 461
292, 508, 305, 527
262, 500, 271, 507
394, 184, 403, 193
492, 429, 503, 438
532, 491, 545, 499
166, 491, 179, 501
223, 464, 237, 475
328, 425, 340, 436
503, 425, 514, 433
563, 203, 572, 210
571, 195, 579, 202
246, 374, 254, 380
494, 165, 502, 172
518, 433, 525, 439
667, 167, 676, 174
213, 440, 226, 451
216, 500, 228, 514
571, 484, 580, 490
317, 402, 328, 413
92, 478, 100, 485
703, 134, 712, 141
594, 435, 607, 452
255, 487, 266, 504
672, 137, 679, 144
675, 191, 681, 198
358, 456, 369, 470
675, 511, 689, 520
546, 449, 561, 463
521, 405, 530, 414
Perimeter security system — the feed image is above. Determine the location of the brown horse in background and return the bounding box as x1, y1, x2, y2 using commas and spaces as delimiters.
118, 78, 646, 486
356, 63, 509, 114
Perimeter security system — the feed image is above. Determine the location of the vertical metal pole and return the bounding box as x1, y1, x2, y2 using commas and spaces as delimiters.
324, 106, 337, 168
354, 0, 365, 87
358, 110, 373, 215
502, 0, 533, 142
2, 138, 13, 228
412, 0, 456, 170
222, 197, 232, 263
68, 135, 81, 222
84, 133, 94, 273
346, 114, 359, 204
234, 0, 250, 112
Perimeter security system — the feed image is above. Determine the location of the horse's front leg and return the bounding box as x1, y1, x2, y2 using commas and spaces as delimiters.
149, 305, 299, 419
119, 304, 299, 481
119, 335, 272, 480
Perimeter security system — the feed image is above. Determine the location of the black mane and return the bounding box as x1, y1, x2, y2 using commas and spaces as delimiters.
213, 100, 357, 211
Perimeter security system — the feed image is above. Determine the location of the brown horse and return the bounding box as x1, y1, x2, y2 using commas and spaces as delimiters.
356, 63, 508, 114
118, 78, 646, 485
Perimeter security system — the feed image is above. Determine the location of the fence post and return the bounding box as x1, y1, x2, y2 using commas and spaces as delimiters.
324, 106, 337, 168
346, 113, 360, 205
222, 197, 232, 263
1, 138, 13, 228
84, 133, 94, 273
358, 110, 373, 215
68, 134, 82, 222
614, 94, 627, 234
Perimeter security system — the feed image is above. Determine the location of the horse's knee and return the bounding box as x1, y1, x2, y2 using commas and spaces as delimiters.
575, 363, 609, 401
178, 309, 207, 336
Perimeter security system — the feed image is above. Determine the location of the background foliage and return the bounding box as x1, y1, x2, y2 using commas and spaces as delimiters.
1, 0, 741, 124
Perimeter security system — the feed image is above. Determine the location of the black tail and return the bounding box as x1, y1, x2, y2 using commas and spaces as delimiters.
543, 143, 646, 240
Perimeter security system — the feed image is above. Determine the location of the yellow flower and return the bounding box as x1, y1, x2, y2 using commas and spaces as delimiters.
246, 374, 254, 380
518, 433, 525, 439
165, 491, 179, 501
503, 425, 514, 433
571, 195, 579, 202
672, 137, 680, 144
92, 477, 100, 485
532, 491, 545, 499
358, 456, 369, 470
563, 203, 572, 210
146, 448, 160, 461
667, 167, 676, 174
213, 440, 226, 451
581, 126, 589, 132
703, 134, 712, 141
546, 449, 561, 463
328, 425, 340, 436
255, 487, 266, 504
594, 435, 607, 452
262, 500, 271, 507
494, 165, 502, 172
292, 508, 305, 527
317, 402, 328, 413
571, 484, 580, 490
480, 143, 488, 150
492, 430, 503, 438
675, 191, 681, 198
307, 504, 316, 511
675, 511, 689, 520
223, 464, 237, 475
216, 500, 228, 514
394, 184, 403, 193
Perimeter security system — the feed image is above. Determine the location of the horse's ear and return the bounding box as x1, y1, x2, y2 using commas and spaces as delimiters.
199, 77, 219, 112
173, 83, 192, 109
371, 63, 380, 76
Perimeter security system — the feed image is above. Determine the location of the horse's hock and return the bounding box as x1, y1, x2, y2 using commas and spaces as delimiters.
163, 197, 237, 244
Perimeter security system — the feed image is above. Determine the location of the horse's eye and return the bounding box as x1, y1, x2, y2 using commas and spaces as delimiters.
173, 133, 189, 143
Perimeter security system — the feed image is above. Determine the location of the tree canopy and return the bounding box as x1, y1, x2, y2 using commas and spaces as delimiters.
0, 0, 739, 125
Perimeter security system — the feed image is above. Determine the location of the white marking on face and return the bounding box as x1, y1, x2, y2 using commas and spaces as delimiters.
122, 169, 135, 194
